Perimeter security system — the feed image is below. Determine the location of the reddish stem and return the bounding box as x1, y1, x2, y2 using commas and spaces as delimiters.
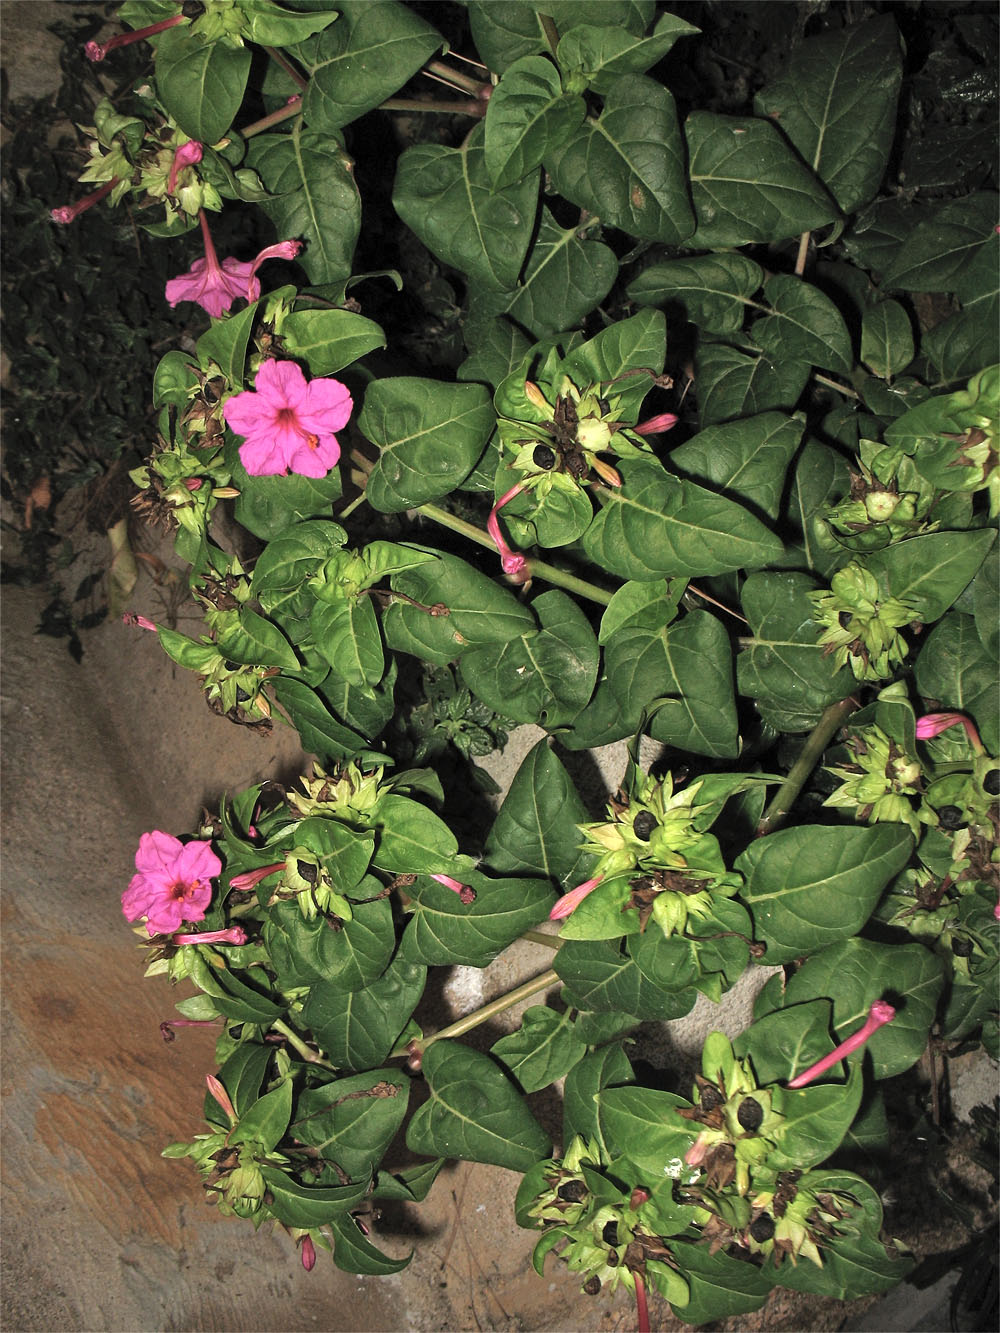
634, 1270, 650, 1333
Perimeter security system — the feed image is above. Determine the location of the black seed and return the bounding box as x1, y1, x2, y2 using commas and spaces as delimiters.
602, 1220, 619, 1247
224, 660, 239, 670
749, 1213, 775, 1242
699, 1084, 724, 1111
296, 860, 318, 883
533, 444, 556, 469
583, 1276, 602, 1296
737, 1097, 764, 1131
937, 805, 966, 830
557, 1180, 588, 1203
596, 397, 611, 415
952, 936, 974, 958
632, 810, 657, 842
235, 687, 250, 703
229, 1024, 244, 1039
983, 769, 1000, 797
838, 611, 853, 630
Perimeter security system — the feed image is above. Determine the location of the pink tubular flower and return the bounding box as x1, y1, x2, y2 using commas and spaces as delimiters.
86, 12, 186, 62
787, 999, 896, 1088
51, 178, 117, 225
915, 712, 983, 750
168, 140, 203, 195
160, 1018, 221, 1042
165, 210, 302, 319
487, 484, 530, 583
230, 863, 284, 891
205, 1073, 236, 1123
122, 611, 157, 632
223, 358, 352, 479
171, 925, 248, 947
634, 411, 678, 437
430, 873, 476, 905
549, 874, 604, 921
122, 831, 221, 936
300, 1235, 316, 1271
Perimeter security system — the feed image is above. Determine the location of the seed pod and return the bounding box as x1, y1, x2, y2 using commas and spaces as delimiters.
532, 444, 556, 469
838, 611, 853, 630
937, 805, 966, 830
632, 810, 657, 842
235, 687, 250, 703
737, 1097, 764, 1131
583, 1276, 602, 1296
952, 936, 974, 958
749, 1213, 775, 1242
602, 1220, 619, 1247
983, 768, 1000, 797
557, 1179, 587, 1203
296, 859, 318, 884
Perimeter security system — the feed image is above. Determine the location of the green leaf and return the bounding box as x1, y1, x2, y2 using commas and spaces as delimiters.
360, 379, 494, 513
406, 1040, 550, 1171
303, 955, 427, 1071
694, 341, 811, 427
627, 253, 763, 335
545, 77, 694, 244
554, 937, 698, 1020
559, 308, 666, 419
310, 594, 383, 688
271, 677, 368, 762
753, 275, 854, 376
265, 896, 394, 992
230, 1078, 292, 1155
769, 1067, 863, 1170
685, 111, 839, 247
372, 1159, 445, 1203
216, 608, 299, 671
328, 1211, 412, 1274
186, 953, 283, 1025
226, 436, 343, 540
916, 611, 1000, 754
735, 998, 836, 1084
371, 793, 459, 875
384, 547, 537, 666
784, 438, 851, 578
466, 1, 654, 75
299, 0, 443, 132
294, 1069, 410, 1182
469, 207, 618, 339
583, 458, 784, 581
393, 123, 539, 293
251, 519, 348, 621
882, 192, 997, 292
867, 529, 996, 623
484, 55, 584, 189
753, 15, 902, 214
557, 14, 699, 94
459, 318, 533, 393
735, 824, 914, 965
783, 938, 945, 1079
669, 412, 804, 522
562, 1044, 634, 1153
484, 739, 596, 887
244, 3, 339, 48
196, 300, 258, 389
214, 1044, 272, 1120
491, 1005, 587, 1093
281, 309, 386, 376
599, 1086, 698, 1176
737, 571, 854, 732
669, 1242, 771, 1323
400, 871, 555, 969
246, 127, 360, 285
924, 297, 1000, 383
861, 300, 914, 380
460, 589, 599, 728
259, 1167, 368, 1229
154, 29, 251, 143
973, 555, 1000, 658
605, 609, 738, 758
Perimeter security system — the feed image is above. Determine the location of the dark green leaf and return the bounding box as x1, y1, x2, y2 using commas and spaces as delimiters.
491, 1005, 587, 1093
295, 1069, 410, 1182
226, 435, 342, 540
916, 611, 999, 754
868, 529, 996, 623
882, 192, 997, 292
281, 309, 386, 376
861, 300, 914, 380
265, 896, 394, 992
557, 14, 699, 94
627, 253, 763, 335
562, 1044, 634, 1153
303, 955, 427, 1071
371, 793, 459, 874
259, 1167, 368, 1229
753, 275, 854, 376
400, 871, 555, 968
783, 438, 851, 578
669, 1241, 771, 1323
554, 937, 698, 1019
328, 1211, 411, 1274
736, 998, 836, 1085
197, 300, 258, 389
154, 29, 251, 143
694, 341, 811, 427
271, 676, 368, 762
599, 1086, 697, 1176
216, 608, 299, 671
484, 56, 584, 189
669, 412, 804, 522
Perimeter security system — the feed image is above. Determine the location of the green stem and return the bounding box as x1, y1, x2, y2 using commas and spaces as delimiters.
379, 97, 485, 115
756, 694, 858, 837
814, 372, 860, 400
522, 929, 563, 950
337, 491, 368, 521
416, 502, 613, 606
399, 968, 560, 1057
426, 58, 484, 96
241, 99, 303, 139
271, 1019, 336, 1069
263, 45, 308, 90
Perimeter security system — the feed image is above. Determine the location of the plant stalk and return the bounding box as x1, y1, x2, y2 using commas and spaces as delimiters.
399, 968, 560, 1056
755, 694, 857, 836
521, 929, 563, 950
263, 45, 308, 90
241, 99, 303, 139
380, 97, 486, 115
271, 1018, 336, 1068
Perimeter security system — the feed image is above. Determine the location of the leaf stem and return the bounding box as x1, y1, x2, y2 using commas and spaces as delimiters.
794, 230, 811, 277
538, 13, 560, 55
271, 1018, 336, 1069
426, 59, 485, 96
521, 929, 563, 950
263, 45, 308, 91
416, 502, 614, 605
241, 98, 303, 139
401, 968, 560, 1056
380, 97, 486, 116
814, 372, 860, 399
755, 694, 858, 837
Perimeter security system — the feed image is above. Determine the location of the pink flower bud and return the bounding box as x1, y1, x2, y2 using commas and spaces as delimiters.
171, 926, 247, 947
229, 863, 284, 891
205, 1073, 236, 1122
122, 612, 157, 631
549, 874, 604, 921
634, 412, 678, 436
168, 140, 203, 194
915, 712, 982, 749
786, 1000, 896, 1088
301, 1235, 316, 1271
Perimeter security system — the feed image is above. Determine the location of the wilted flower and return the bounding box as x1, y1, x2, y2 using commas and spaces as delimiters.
123, 831, 220, 936
85, 12, 186, 61
915, 712, 983, 750
51, 179, 116, 224
167, 139, 203, 195
430, 873, 476, 904
171, 926, 247, 947
223, 358, 352, 479
487, 484, 530, 582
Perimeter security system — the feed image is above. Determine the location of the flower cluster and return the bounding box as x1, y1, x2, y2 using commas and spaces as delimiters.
811, 561, 917, 681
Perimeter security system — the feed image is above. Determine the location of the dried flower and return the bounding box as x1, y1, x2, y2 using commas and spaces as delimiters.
85, 12, 186, 62
549, 875, 604, 921
51, 179, 117, 225
171, 926, 247, 947
430, 873, 476, 905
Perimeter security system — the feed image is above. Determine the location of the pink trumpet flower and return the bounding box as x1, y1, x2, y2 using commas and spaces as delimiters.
171, 926, 247, 947
165, 210, 302, 319
915, 712, 983, 751
787, 1000, 896, 1088
229, 863, 285, 891
549, 874, 604, 921
85, 11, 186, 61
168, 140, 203, 195
205, 1074, 237, 1122
487, 484, 530, 582
430, 873, 476, 905
51, 178, 117, 224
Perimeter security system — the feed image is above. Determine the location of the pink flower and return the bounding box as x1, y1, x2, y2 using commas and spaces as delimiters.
430, 873, 476, 905
634, 412, 678, 436
786, 999, 896, 1088
165, 210, 302, 319
51, 179, 117, 225
205, 1073, 236, 1123
122, 831, 221, 936
915, 712, 982, 750
168, 140, 203, 195
301, 1235, 316, 1271
549, 874, 604, 921
171, 926, 247, 947
229, 862, 285, 891
85, 12, 186, 62
487, 484, 530, 582
223, 358, 352, 479
122, 612, 157, 632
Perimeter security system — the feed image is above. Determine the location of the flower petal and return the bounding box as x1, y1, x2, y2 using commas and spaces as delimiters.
283, 434, 341, 478
239, 437, 287, 477
253, 358, 308, 408
298, 377, 353, 434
